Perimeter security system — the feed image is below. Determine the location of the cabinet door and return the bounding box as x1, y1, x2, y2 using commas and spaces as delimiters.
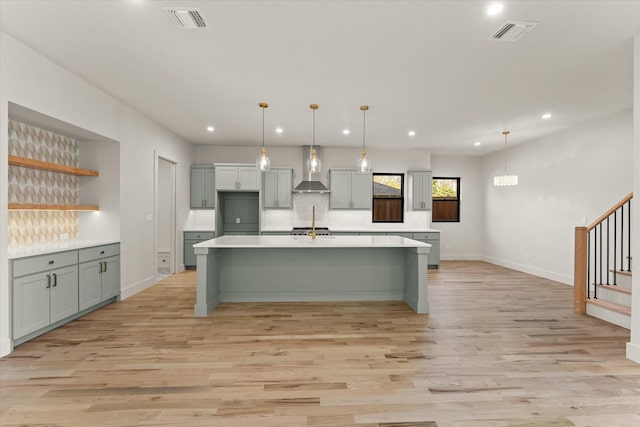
79, 261, 102, 311
276, 169, 293, 208
215, 167, 238, 190
184, 240, 197, 267
350, 172, 371, 209
50, 265, 79, 323
238, 167, 259, 190
427, 239, 440, 266
330, 170, 352, 209
263, 170, 278, 208
412, 172, 425, 210
13, 272, 50, 338
421, 171, 433, 210
102, 256, 120, 301
204, 168, 216, 208
190, 168, 206, 208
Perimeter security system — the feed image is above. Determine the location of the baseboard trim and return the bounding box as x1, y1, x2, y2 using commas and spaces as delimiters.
627, 342, 640, 364
0, 337, 12, 358
482, 256, 573, 285
120, 275, 158, 300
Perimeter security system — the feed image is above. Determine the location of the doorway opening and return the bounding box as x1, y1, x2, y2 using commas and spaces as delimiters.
155, 154, 177, 277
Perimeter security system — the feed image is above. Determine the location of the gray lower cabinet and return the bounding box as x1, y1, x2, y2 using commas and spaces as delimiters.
329, 170, 371, 209
412, 232, 440, 268
191, 166, 215, 209
78, 246, 121, 311
184, 231, 215, 268
11, 242, 120, 345
263, 168, 293, 209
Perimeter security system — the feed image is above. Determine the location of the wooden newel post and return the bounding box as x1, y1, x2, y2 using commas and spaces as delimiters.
574, 226, 588, 314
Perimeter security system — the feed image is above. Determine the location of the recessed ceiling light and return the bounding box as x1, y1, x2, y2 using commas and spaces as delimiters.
408, 131, 416, 137
474, 141, 482, 146
276, 127, 283, 134
487, 3, 503, 16
343, 129, 350, 135
542, 113, 552, 119
207, 126, 214, 132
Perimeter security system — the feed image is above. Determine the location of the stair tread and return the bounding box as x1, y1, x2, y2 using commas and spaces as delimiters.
608, 269, 632, 276
586, 298, 631, 315
593, 283, 632, 295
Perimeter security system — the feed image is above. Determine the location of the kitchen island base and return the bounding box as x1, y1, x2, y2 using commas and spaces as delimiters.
194, 236, 429, 315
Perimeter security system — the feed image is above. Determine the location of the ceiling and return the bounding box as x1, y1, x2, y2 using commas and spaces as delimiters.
1, 1, 639, 155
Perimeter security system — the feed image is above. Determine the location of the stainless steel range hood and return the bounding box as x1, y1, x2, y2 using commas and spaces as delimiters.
293, 146, 330, 193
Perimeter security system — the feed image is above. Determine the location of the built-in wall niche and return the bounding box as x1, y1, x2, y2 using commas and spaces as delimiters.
216, 192, 259, 236
7, 103, 120, 247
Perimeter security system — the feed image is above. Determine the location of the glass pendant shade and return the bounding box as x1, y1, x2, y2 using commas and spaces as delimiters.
493, 130, 517, 186
357, 149, 371, 174
256, 147, 271, 172
257, 102, 270, 172
307, 148, 321, 173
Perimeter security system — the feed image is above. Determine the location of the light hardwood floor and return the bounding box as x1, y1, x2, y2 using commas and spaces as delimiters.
1, 261, 639, 427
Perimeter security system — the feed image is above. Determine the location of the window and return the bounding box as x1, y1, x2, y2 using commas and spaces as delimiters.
432, 177, 460, 222
372, 173, 404, 222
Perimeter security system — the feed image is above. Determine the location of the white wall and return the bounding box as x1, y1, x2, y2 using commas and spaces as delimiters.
430, 155, 483, 260
193, 145, 432, 231
0, 31, 194, 356
627, 32, 640, 364
482, 110, 634, 285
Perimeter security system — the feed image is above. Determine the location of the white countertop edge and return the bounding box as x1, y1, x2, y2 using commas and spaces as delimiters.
194, 235, 431, 250
260, 228, 440, 233
9, 239, 120, 259
183, 228, 216, 232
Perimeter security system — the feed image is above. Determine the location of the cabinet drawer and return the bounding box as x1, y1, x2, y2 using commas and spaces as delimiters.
79, 243, 120, 263
413, 232, 440, 240
390, 232, 413, 239
184, 232, 215, 240
12, 250, 78, 278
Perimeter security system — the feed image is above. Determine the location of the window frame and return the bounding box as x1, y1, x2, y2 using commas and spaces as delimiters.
371, 172, 404, 223
431, 177, 460, 223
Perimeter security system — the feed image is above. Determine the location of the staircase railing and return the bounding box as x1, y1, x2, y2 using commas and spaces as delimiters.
574, 193, 633, 313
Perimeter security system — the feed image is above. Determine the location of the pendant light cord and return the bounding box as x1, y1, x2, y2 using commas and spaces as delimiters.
262, 106, 265, 149
503, 130, 510, 175
362, 108, 366, 150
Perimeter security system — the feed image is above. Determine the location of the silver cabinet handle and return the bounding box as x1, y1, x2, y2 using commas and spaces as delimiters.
46, 274, 51, 288
103, 261, 107, 272
52, 273, 57, 287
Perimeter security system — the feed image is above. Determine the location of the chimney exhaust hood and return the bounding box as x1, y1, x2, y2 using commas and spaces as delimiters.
293, 146, 330, 193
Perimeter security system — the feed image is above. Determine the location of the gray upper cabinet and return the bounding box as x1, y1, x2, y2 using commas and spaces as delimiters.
216, 166, 260, 191
263, 168, 293, 209
409, 170, 433, 210
190, 166, 215, 209
330, 170, 371, 209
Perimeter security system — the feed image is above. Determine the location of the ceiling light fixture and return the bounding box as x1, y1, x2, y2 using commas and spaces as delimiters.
276, 127, 283, 134
357, 105, 371, 174
408, 131, 416, 137
207, 126, 214, 132
343, 129, 350, 135
487, 3, 504, 16
256, 102, 271, 172
474, 141, 482, 146
542, 113, 552, 119
494, 130, 518, 186
307, 104, 321, 174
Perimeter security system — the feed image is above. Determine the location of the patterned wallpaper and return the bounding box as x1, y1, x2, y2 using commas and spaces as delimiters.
8, 120, 80, 247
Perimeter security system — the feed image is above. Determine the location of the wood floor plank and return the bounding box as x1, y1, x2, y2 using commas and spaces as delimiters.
1, 261, 638, 426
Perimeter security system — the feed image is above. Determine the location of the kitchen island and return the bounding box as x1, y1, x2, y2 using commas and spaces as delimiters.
193, 235, 430, 316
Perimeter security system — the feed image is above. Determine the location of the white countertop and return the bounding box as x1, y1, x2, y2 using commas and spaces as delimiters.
183, 228, 215, 232
8, 239, 120, 259
259, 228, 440, 233
194, 235, 431, 249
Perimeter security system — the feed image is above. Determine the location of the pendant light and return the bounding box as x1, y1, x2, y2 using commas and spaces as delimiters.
307, 104, 321, 173
356, 105, 371, 174
493, 130, 518, 186
256, 102, 271, 172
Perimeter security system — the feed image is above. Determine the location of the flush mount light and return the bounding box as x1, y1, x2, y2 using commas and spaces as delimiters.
487, 3, 504, 16
206, 126, 214, 132
276, 127, 283, 134
474, 141, 482, 146
408, 131, 416, 137
343, 129, 350, 135
542, 113, 552, 119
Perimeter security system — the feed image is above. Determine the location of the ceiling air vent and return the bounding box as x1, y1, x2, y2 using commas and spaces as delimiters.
164, 7, 208, 29
490, 21, 538, 42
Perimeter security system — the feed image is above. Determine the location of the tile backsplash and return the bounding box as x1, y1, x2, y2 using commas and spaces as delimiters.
8, 120, 79, 247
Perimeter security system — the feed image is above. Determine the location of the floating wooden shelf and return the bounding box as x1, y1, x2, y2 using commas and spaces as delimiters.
8, 155, 99, 177
8, 204, 99, 211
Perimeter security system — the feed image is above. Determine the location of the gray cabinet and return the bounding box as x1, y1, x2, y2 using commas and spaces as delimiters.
190, 166, 215, 209
215, 166, 260, 191
412, 232, 440, 268
12, 251, 79, 340
409, 170, 433, 210
184, 231, 215, 268
78, 243, 120, 311
263, 168, 293, 209
329, 170, 371, 209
